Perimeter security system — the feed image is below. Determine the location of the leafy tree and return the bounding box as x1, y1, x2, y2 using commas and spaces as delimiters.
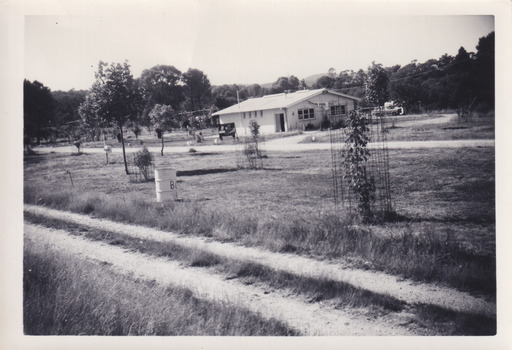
140, 65, 184, 115
182, 68, 212, 112
365, 62, 389, 107
246, 83, 264, 98
24, 79, 56, 145
52, 89, 87, 143
315, 76, 335, 89
79, 61, 143, 175
148, 104, 179, 155
271, 76, 292, 94
474, 32, 494, 110
298, 79, 309, 90
288, 76, 300, 91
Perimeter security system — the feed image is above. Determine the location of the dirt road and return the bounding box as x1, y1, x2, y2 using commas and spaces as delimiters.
25, 205, 495, 318
25, 222, 416, 336
24, 205, 495, 336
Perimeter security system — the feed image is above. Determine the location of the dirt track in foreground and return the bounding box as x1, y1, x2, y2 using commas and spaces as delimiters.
24, 205, 495, 335
25, 222, 416, 336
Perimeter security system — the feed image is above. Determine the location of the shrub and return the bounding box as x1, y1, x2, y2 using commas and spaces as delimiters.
133, 146, 153, 181
249, 120, 260, 140
304, 123, 315, 131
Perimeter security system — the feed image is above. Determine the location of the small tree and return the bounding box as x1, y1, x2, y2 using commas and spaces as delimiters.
242, 120, 263, 169
133, 146, 153, 181
148, 104, 179, 156
344, 110, 375, 220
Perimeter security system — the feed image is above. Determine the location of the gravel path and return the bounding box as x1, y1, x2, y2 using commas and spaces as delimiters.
25, 204, 496, 318
25, 222, 415, 336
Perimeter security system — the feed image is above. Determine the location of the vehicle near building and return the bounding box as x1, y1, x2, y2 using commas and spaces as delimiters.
218, 123, 237, 140
373, 101, 405, 116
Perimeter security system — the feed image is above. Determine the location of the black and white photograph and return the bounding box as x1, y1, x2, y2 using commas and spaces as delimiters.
1, 0, 511, 349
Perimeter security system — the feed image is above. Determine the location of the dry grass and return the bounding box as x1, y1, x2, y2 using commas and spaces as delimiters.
23, 235, 297, 336
25, 212, 496, 335
23, 120, 495, 296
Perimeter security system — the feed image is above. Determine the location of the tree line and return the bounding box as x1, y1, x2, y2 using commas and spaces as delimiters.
315, 32, 494, 115
24, 31, 494, 147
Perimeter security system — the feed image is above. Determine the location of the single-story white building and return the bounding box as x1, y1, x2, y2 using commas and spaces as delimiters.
212, 88, 360, 135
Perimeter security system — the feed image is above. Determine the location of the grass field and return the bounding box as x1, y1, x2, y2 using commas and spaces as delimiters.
23, 113, 496, 334
24, 148, 495, 282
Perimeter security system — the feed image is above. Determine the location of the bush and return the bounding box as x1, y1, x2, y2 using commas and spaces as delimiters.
304, 123, 315, 131
321, 115, 331, 130
133, 146, 153, 181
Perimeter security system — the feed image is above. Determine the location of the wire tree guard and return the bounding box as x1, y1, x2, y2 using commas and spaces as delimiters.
330, 110, 392, 220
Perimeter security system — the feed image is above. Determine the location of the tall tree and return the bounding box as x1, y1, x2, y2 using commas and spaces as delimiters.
315, 76, 335, 89
24, 80, 56, 145
182, 68, 212, 112
365, 62, 389, 106
271, 76, 291, 94
474, 32, 494, 110
140, 65, 184, 113
79, 61, 143, 175
52, 89, 87, 143
288, 75, 300, 91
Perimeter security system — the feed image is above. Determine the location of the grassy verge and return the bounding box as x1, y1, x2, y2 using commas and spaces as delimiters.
23, 235, 298, 336
23, 182, 495, 299
24, 213, 496, 335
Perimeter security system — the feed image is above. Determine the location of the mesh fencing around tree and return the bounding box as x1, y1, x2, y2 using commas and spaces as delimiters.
235, 136, 266, 170
128, 151, 155, 183
330, 111, 392, 220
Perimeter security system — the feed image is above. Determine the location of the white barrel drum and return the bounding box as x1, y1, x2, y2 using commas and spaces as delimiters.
155, 167, 177, 202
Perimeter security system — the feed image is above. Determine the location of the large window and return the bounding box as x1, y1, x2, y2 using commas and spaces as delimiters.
330, 105, 346, 116
298, 108, 315, 120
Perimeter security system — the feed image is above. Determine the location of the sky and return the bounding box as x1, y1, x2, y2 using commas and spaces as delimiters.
23, 1, 495, 92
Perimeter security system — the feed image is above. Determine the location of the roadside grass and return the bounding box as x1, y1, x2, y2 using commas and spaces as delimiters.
24, 146, 495, 296
23, 235, 298, 336
24, 213, 496, 335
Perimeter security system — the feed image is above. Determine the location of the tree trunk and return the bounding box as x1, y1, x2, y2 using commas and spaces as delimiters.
120, 126, 129, 175
161, 135, 164, 156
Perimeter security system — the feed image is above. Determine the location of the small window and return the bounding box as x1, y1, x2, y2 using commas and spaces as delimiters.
298, 108, 315, 120
330, 105, 346, 116
260, 110, 263, 117
243, 112, 246, 119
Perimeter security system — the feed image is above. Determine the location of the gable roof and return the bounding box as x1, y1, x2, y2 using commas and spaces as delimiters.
212, 88, 360, 116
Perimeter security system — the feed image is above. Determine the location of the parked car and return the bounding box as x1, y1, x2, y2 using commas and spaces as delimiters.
218, 123, 236, 140
372, 101, 405, 116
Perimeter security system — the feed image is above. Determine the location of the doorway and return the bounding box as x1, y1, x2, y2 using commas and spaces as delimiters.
275, 113, 285, 132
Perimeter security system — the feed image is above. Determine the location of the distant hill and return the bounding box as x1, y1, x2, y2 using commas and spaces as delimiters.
302, 73, 327, 87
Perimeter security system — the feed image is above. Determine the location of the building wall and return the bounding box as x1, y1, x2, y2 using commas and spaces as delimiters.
219, 108, 284, 136
218, 92, 357, 135
286, 92, 357, 132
